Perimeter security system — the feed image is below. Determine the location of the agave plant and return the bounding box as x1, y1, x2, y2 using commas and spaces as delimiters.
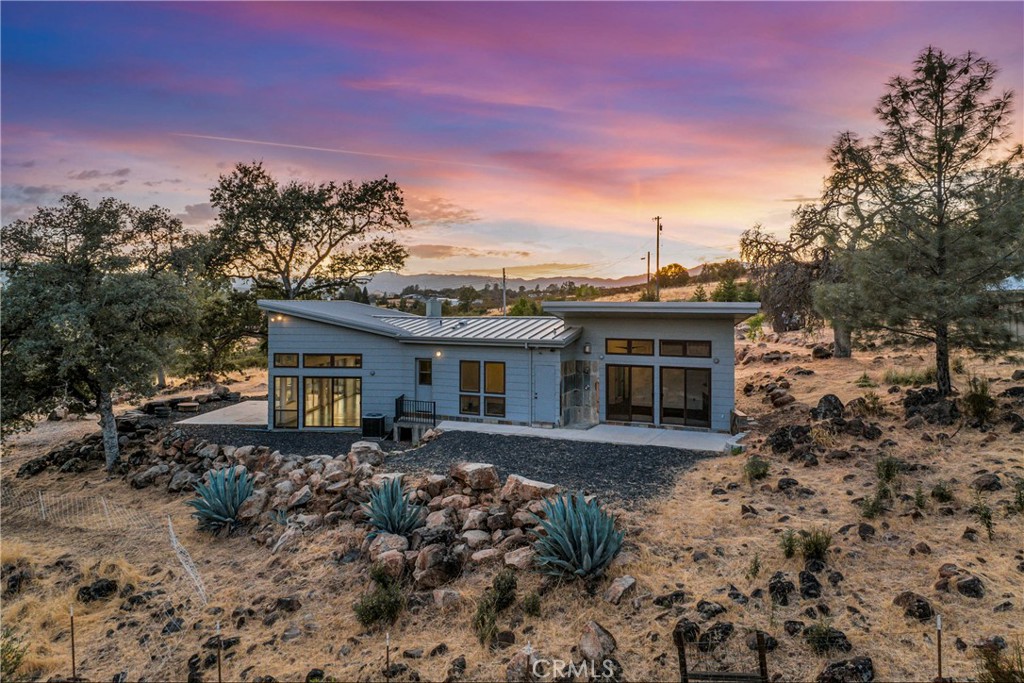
363, 476, 424, 538
186, 466, 254, 534
531, 492, 624, 580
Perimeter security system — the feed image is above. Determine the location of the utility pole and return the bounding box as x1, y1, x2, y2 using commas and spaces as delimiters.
502, 268, 507, 316
653, 216, 663, 299
643, 253, 651, 297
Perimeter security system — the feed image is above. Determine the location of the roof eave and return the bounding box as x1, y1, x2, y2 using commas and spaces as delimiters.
258, 300, 404, 339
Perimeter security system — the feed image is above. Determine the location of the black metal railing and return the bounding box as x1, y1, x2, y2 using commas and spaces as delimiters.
394, 394, 437, 426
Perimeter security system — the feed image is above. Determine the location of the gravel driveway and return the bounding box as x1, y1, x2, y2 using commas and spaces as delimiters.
177, 425, 711, 504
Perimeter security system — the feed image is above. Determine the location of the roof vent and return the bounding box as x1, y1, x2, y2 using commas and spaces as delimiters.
426, 298, 442, 318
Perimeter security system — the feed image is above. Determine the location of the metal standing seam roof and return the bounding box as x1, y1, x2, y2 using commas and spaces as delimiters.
257, 299, 580, 347
376, 315, 576, 344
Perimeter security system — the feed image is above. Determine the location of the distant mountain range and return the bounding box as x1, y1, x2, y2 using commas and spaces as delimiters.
367, 271, 651, 294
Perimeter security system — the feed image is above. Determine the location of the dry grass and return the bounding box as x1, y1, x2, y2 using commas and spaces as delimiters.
2, 352, 1022, 681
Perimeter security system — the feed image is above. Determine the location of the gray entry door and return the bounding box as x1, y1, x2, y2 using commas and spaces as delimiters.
532, 364, 557, 424
414, 358, 433, 402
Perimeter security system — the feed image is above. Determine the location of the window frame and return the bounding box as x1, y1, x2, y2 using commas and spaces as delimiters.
484, 361, 506, 395
302, 353, 362, 368
459, 394, 481, 415
417, 358, 433, 386
273, 375, 299, 429
273, 353, 299, 368
605, 338, 655, 356
459, 360, 481, 393
659, 340, 712, 358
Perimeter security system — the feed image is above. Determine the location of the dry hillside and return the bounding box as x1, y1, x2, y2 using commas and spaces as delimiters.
2, 334, 1022, 682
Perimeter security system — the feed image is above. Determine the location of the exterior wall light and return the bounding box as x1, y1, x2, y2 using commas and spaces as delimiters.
435, 350, 442, 358
583, 342, 592, 354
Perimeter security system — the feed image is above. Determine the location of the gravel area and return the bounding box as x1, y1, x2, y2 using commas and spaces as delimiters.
392, 431, 711, 504
176, 424, 399, 456
176, 424, 712, 504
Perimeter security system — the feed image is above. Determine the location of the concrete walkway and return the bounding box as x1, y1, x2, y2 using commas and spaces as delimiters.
176, 400, 268, 426
436, 420, 743, 453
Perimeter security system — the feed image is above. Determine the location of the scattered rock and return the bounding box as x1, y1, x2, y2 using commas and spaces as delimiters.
603, 576, 636, 605
816, 657, 875, 682
972, 474, 1002, 492
893, 592, 934, 621
77, 578, 118, 603
697, 622, 734, 653
450, 462, 500, 490
769, 572, 795, 606
579, 621, 617, 662
745, 630, 779, 652
811, 394, 845, 420
799, 571, 822, 600
696, 600, 727, 620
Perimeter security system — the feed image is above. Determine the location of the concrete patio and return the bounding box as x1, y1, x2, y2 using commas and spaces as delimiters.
436, 420, 743, 453
175, 400, 267, 426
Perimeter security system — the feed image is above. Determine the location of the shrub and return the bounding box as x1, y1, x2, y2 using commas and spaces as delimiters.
952, 356, 966, 374
363, 477, 425, 539
744, 455, 770, 483
861, 491, 887, 519
186, 467, 254, 534
962, 376, 996, 423
492, 568, 517, 612
746, 552, 761, 580
1, 626, 27, 682
799, 527, 832, 563
976, 638, 1024, 683
931, 480, 955, 503
531, 492, 624, 580
810, 425, 838, 449
860, 391, 886, 417
914, 485, 927, 510
1011, 478, 1024, 515
474, 569, 519, 644
855, 372, 877, 388
876, 456, 902, 486
969, 499, 995, 540
804, 621, 842, 655
747, 313, 765, 341
354, 565, 405, 628
884, 367, 936, 386
522, 592, 542, 617
780, 529, 797, 559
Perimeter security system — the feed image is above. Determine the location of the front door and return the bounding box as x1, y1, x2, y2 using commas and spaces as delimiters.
415, 358, 433, 402
532, 364, 557, 424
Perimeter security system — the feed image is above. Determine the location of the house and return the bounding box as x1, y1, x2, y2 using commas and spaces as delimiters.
995, 276, 1024, 343
258, 299, 759, 436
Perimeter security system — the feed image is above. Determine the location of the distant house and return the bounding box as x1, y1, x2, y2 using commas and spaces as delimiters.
258, 299, 759, 436
996, 276, 1024, 343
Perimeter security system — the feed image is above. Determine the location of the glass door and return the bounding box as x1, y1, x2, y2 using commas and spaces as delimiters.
659, 367, 711, 428
606, 365, 654, 423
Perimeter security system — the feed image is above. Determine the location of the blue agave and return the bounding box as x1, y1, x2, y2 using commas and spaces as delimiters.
531, 492, 624, 579
363, 476, 424, 538
186, 467, 254, 533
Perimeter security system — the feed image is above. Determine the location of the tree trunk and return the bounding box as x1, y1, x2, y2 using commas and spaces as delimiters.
156, 366, 167, 389
832, 321, 853, 359
98, 390, 121, 472
934, 323, 952, 397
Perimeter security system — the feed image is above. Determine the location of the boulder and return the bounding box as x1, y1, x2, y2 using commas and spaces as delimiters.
500, 475, 559, 503
769, 572, 795, 606
745, 630, 779, 652
816, 657, 875, 683
369, 533, 410, 560
799, 571, 822, 599
433, 588, 460, 608
579, 621, 617, 662
811, 395, 845, 420
377, 550, 406, 578
893, 591, 933, 621
470, 548, 501, 564
503, 546, 535, 570
812, 345, 833, 360
697, 622, 735, 653
460, 530, 491, 550
77, 578, 118, 603
505, 647, 538, 683
461, 509, 489, 531
131, 464, 169, 489
696, 600, 727, 620
450, 462, 500, 491
286, 485, 312, 510
347, 441, 384, 468
237, 489, 269, 521
955, 574, 985, 599
413, 543, 462, 589
167, 470, 198, 493
972, 473, 1002, 492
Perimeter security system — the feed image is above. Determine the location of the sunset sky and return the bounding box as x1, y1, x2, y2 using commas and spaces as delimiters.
2, 2, 1022, 279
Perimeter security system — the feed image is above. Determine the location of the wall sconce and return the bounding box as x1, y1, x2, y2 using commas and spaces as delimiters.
583, 342, 592, 354
271, 314, 287, 322
435, 350, 442, 358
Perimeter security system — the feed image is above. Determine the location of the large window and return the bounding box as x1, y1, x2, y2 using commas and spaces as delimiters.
303, 353, 362, 368
273, 376, 299, 428
660, 340, 712, 358
460, 360, 506, 417
273, 353, 299, 368
605, 339, 654, 356
606, 365, 654, 423
303, 377, 362, 427
660, 367, 711, 428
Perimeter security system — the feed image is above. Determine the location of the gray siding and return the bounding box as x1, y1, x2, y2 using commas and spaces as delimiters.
266, 316, 562, 429
558, 316, 737, 432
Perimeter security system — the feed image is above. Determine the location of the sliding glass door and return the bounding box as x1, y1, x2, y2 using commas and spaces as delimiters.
304, 377, 362, 428
660, 367, 711, 428
606, 365, 654, 423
